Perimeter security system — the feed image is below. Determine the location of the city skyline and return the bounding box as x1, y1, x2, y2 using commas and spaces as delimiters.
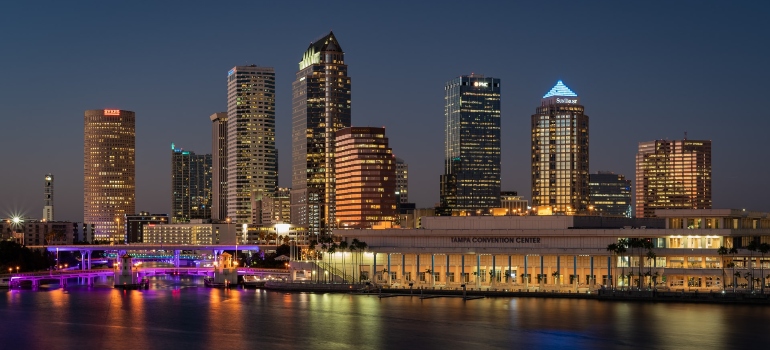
1, 2, 769, 221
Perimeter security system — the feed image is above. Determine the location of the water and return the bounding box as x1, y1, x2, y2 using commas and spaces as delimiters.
1, 276, 768, 350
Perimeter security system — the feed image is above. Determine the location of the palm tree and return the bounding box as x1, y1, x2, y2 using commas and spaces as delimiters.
425, 268, 433, 286
758, 243, 770, 293
338, 241, 348, 281
646, 250, 657, 290
729, 247, 739, 292
747, 240, 759, 291
717, 246, 728, 292
617, 239, 629, 289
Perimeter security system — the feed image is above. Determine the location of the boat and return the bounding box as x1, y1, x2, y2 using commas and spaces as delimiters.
0, 277, 10, 289
203, 277, 233, 288
242, 275, 266, 288
114, 278, 149, 290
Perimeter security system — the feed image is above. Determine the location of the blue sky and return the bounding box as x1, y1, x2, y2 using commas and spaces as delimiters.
0, 1, 768, 221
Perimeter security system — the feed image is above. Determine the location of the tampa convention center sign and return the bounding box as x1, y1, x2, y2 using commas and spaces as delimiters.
450, 237, 542, 244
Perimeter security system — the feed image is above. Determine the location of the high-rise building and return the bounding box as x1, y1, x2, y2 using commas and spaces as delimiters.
171, 143, 212, 223
531, 80, 589, 215
635, 139, 712, 217
84, 109, 135, 243
261, 187, 292, 225
440, 74, 501, 213
125, 212, 169, 243
210, 112, 228, 221
43, 174, 53, 221
395, 158, 409, 204
291, 31, 351, 235
500, 191, 528, 215
226, 65, 277, 224
589, 171, 632, 217
335, 127, 396, 229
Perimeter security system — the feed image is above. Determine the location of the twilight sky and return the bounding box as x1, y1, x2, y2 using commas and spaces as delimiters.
1, 1, 769, 222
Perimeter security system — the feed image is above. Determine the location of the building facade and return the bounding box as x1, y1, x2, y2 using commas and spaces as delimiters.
84, 109, 136, 243
589, 171, 632, 217
43, 174, 54, 221
635, 139, 712, 218
440, 75, 501, 212
335, 127, 397, 229
143, 222, 236, 245
500, 191, 528, 215
210, 112, 228, 221
291, 31, 351, 236
226, 66, 277, 224
261, 187, 292, 225
531, 81, 589, 215
395, 158, 409, 204
125, 212, 169, 243
171, 144, 212, 223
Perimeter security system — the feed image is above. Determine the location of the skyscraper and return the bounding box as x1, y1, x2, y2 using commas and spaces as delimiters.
43, 174, 53, 221
635, 139, 712, 217
171, 143, 212, 223
531, 80, 589, 215
335, 127, 396, 229
589, 171, 632, 217
84, 109, 135, 243
226, 66, 277, 224
291, 31, 351, 235
210, 112, 228, 221
440, 74, 501, 213
395, 158, 409, 204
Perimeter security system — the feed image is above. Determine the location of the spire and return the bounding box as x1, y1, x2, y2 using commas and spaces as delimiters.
542, 80, 577, 98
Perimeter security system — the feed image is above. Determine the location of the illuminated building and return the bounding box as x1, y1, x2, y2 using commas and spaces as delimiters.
226, 65, 277, 224
531, 80, 589, 215
635, 139, 712, 217
84, 109, 135, 243
589, 171, 632, 217
291, 31, 351, 235
43, 174, 53, 221
395, 158, 409, 204
210, 112, 228, 221
261, 187, 292, 225
143, 222, 236, 245
500, 191, 528, 215
335, 127, 396, 229
440, 74, 501, 213
171, 143, 212, 223
124, 212, 169, 243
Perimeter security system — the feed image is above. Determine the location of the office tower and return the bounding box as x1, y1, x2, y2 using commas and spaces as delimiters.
531, 80, 589, 215
171, 143, 212, 223
440, 74, 501, 213
43, 174, 53, 221
635, 139, 712, 217
395, 158, 409, 204
589, 171, 632, 217
124, 212, 169, 243
226, 65, 277, 224
210, 112, 228, 221
261, 187, 292, 225
84, 109, 135, 243
335, 127, 396, 229
500, 191, 528, 215
291, 31, 351, 235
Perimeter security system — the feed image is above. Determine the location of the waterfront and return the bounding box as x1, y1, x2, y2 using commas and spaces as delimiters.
1, 276, 769, 349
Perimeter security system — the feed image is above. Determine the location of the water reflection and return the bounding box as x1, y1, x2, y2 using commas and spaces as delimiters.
1, 278, 769, 349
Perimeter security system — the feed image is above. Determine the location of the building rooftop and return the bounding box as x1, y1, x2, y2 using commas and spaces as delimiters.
542, 80, 577, 98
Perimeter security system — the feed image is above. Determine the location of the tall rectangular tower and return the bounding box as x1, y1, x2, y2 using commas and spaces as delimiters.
171, 144, 212, 223
226, 66, 277, 224
43, 174, 53, 221
335, 127, 396, 229
440, 75, 501, 212
531, 81, 589, 215
210, 112, 228, 221
395, 158, 409, 204
291, 32, 351, 235
84, 109, 135, 243
635, 139, 712, 217
589, 171, 632, 217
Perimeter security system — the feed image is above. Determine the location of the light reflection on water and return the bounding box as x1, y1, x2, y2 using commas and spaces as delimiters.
1, 276, 768, 349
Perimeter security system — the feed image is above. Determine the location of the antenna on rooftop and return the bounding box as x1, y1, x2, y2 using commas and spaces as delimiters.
684, 131, 688, 140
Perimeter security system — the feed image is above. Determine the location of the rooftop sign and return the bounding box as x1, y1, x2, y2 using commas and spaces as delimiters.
104, 109, 120, 116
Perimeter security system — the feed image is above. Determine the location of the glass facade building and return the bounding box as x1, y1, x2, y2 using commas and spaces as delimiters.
589, 171, 632, 217
84, 109, 135, 243
335, 127, 396, 229
635, 139, 712, 217
226, 66, 277, 224
440, 75, 501, 212
171, 144, 212, 223
531, 80, 589, 215
291, 32, 351, 235
395, 158, 409, 204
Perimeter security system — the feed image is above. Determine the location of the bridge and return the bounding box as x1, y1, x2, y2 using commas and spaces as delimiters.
8, 267, 289, 288
26, 244, 298, 270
